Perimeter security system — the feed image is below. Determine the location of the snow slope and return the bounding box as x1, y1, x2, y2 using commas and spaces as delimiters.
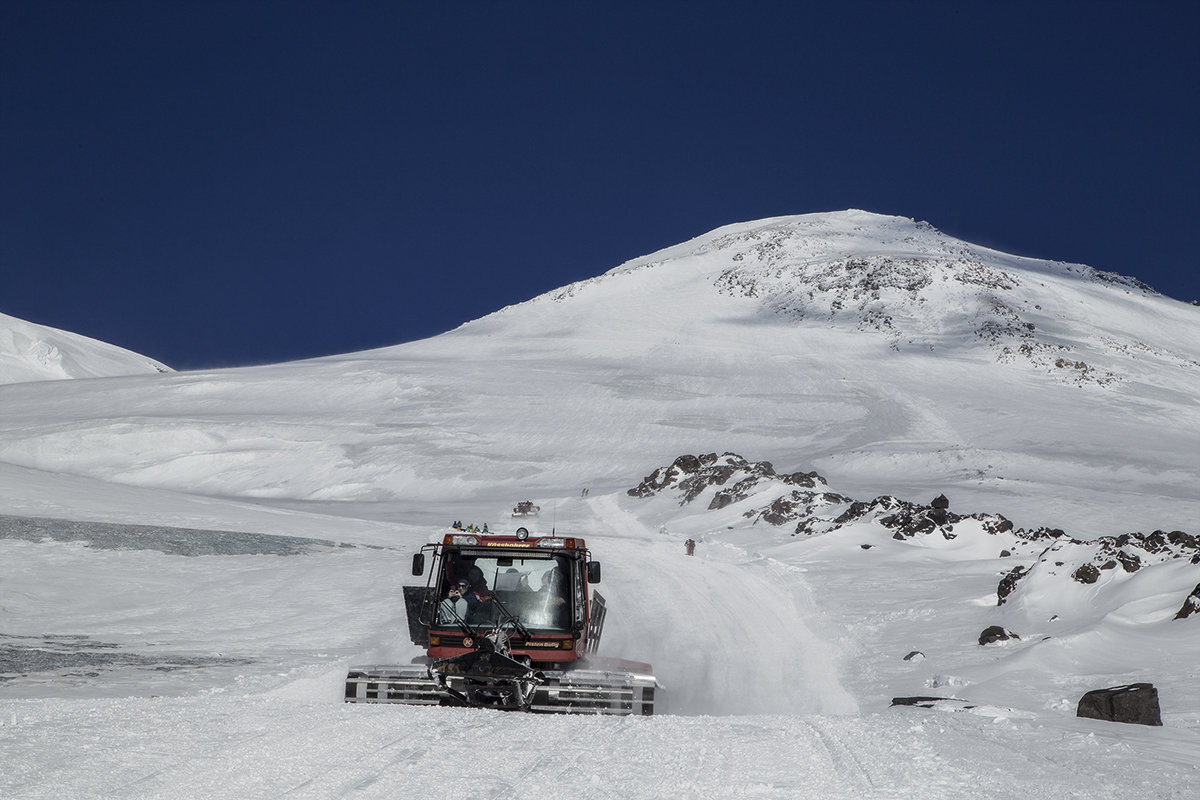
0, 311, 171, 384
2, 211, 1199, 798
1, 212, 1197, 532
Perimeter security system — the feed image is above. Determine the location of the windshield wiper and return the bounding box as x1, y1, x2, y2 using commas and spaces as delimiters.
488, 593, 533, 640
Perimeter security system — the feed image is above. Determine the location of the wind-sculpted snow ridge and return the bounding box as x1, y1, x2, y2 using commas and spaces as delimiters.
630, 451, 1200, 631
0, 311, 171, 385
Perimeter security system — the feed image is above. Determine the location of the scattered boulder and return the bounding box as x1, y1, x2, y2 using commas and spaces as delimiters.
1071, 563, 1100, 584
1076, 683, 1162, 726
931, 494, 949, 509
978, 625, 1019, 645
890, 696, 976, 711
903, 650, 925, 662
892, 695, 950, 707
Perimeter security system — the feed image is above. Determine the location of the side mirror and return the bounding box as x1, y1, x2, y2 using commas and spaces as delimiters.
412, 553, 425, 576
586, 561, 601, 584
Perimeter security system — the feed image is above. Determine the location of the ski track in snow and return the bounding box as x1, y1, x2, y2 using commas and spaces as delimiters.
584, 493, 856, 716
4, 697, 1193, 800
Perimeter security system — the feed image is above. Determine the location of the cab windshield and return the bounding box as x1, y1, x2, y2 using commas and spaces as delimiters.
439, 551, 573, 632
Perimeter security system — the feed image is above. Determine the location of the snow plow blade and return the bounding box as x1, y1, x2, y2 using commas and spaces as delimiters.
344, 665, 441, 705
344, 664, 658, 715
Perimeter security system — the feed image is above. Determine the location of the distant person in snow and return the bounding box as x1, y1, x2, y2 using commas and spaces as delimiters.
685, 538, 696, 556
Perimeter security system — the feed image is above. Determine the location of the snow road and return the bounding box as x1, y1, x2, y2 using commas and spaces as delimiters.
9, 696, 1176, 800
580, 492, 856, 716
4, 496, 1198, 799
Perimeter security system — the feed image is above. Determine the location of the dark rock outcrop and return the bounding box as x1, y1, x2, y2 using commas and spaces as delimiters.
628, 454, 1198, 621
1076, 683, 1162, 726
627, 452, 832, 511
996, 565, 1027, 606
978, 625, 1019, 645
1175, 583, 1200, 620
890, 696, 977, 711
994, 529, 1200, 607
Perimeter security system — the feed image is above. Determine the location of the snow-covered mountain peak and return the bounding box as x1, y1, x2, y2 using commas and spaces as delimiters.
498, 210, 1196, 390
2, 210, 1198, 538
0, 312, 172, 385
608, 210, 1151, 293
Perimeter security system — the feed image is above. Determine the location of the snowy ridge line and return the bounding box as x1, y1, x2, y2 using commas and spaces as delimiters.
629, 451, 1197, 547
0, 310, 171, 385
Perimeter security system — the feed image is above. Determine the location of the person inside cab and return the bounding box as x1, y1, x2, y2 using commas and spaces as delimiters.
439, 578, 471, 623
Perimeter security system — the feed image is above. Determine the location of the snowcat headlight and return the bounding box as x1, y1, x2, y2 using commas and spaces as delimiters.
515, 528, 529, 540
538, 537, 565, 548
449, 535, 478, 545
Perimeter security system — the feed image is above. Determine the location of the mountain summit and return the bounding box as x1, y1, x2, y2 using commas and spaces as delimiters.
1, 211, 1197, 535
494, 210, 1195, 389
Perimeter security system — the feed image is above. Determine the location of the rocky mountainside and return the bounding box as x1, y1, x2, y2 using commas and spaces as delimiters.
552, 211, 1198, 388
0, 211, 1198, 536
629, 450, 1200, 649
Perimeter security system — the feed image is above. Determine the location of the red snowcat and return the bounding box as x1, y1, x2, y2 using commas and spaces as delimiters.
345, 526, 659, 714
512, 500, 540, 517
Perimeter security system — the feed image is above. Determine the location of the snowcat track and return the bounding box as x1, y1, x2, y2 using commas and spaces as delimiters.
345, 666, 657, 715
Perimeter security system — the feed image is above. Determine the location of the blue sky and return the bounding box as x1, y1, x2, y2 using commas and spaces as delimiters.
2, 1, 1197, 369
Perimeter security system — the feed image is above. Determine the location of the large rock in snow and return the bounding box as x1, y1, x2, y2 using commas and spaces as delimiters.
1076, 683, 1162, 726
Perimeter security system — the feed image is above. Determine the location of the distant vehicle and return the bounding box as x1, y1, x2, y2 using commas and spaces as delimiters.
345, 527, 658, 714
512, 500, 540, 517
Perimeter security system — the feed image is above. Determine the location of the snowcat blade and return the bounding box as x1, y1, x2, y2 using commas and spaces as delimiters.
344, 665, 440, 704
531, 669, 659, 715
345, 665, 658, 714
